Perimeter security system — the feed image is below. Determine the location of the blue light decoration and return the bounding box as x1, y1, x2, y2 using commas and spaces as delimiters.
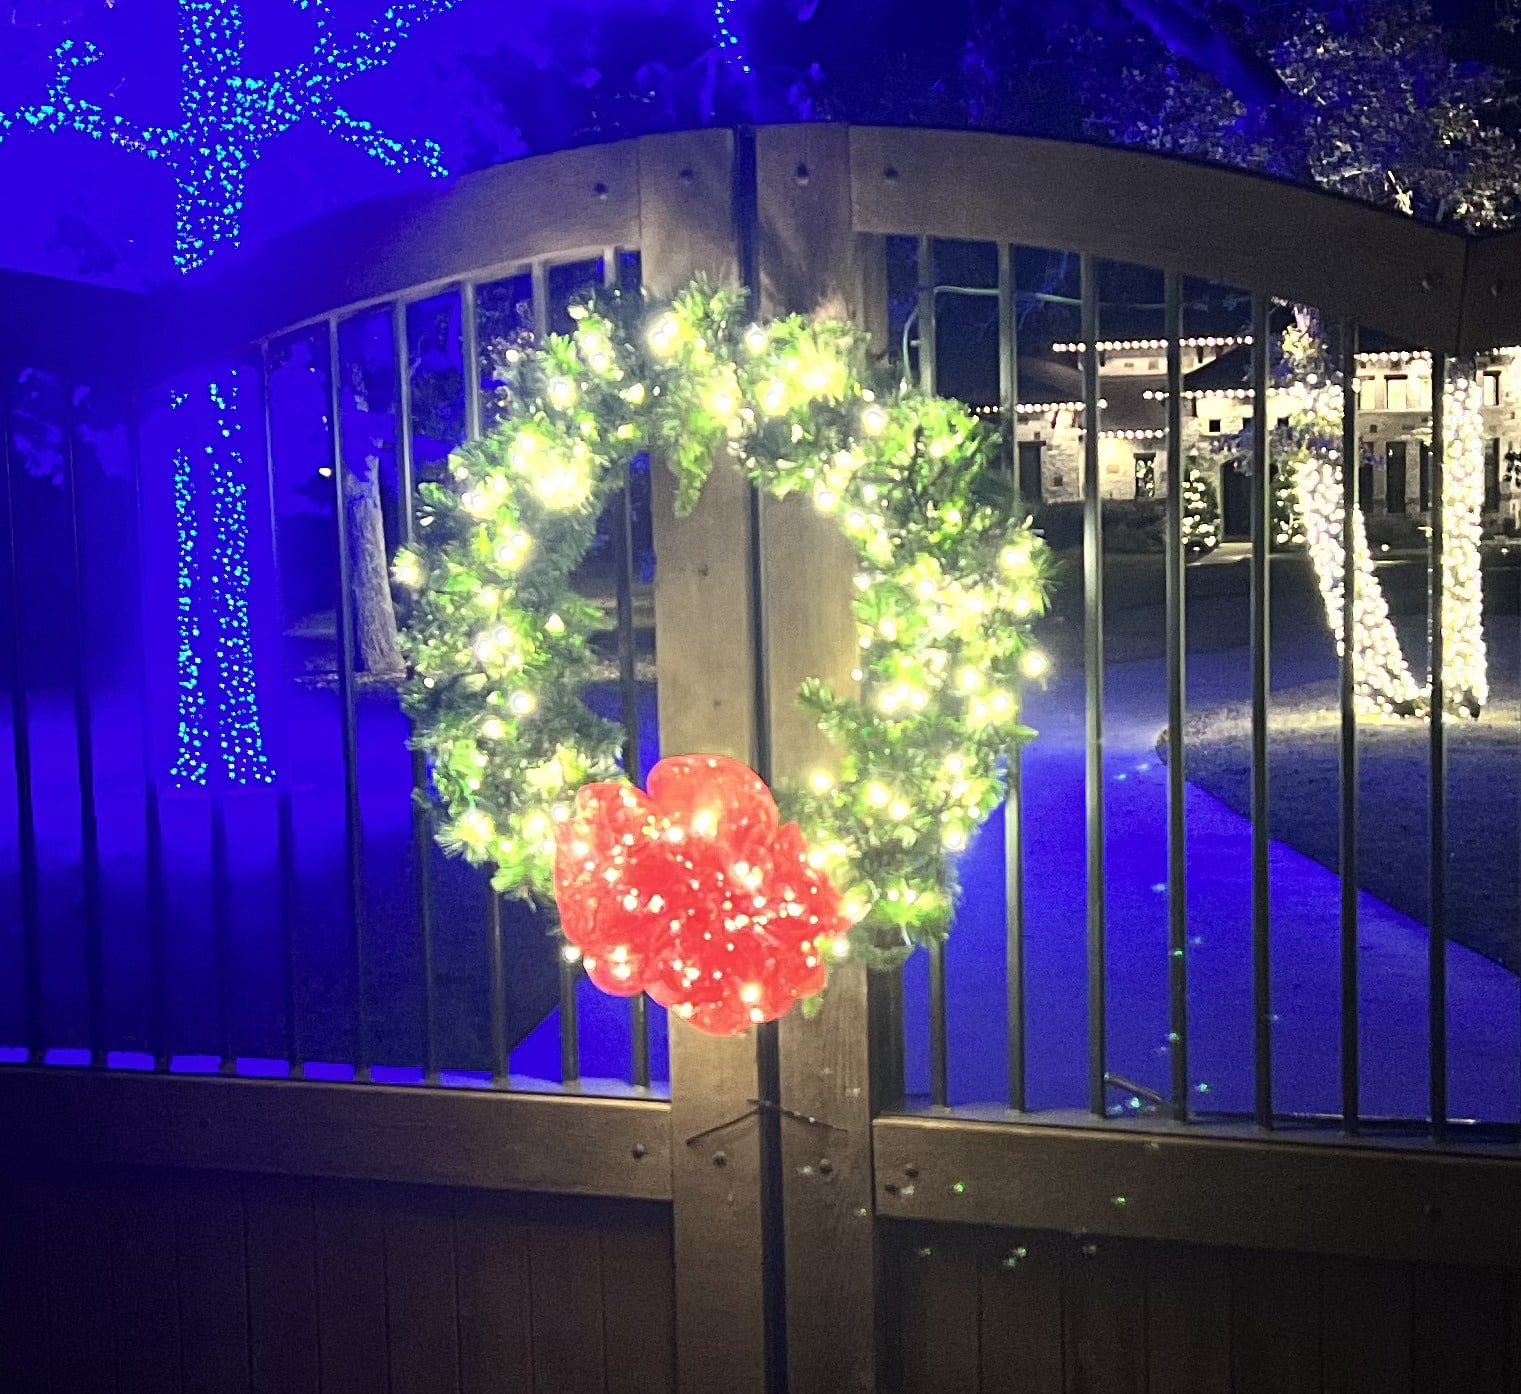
0, 0, 461, 271
169, 369, 274, 786
168, 389, 209, 785
713, 0, 752, 74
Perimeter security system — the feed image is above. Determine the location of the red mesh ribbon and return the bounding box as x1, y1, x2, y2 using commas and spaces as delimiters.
553, 755, 847, 1036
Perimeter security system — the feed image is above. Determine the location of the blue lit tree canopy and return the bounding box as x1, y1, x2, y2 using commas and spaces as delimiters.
1, 0, 1519, 283
0, 0, 469, 271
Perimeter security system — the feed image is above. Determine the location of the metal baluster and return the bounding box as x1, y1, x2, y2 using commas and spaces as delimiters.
1249, 294, 1272, 1129
928, 937, 948, 1109
393, 300, 439, 1083
1429, 352, 1448, 1141
62, 379, 105, 1066
913, 236, 949, 1107
1164, 272, 1189, 1121
998, 243, 1027, 1112
128, 391, 170, 1069
211, 790, 233, 1071
259, 343, 303, 1075
604, 247, 650, 1089
916, 236, 936, 393
461, 282, 483, 443
1339, 322, 1360, 1133
459, 281, 510, 1087
531, 261, 550, 341
326, 318, 370, 1080
518, 266, 580, 1086
3, 374, 43, 1063
277, 787, 300, 1073
1081, 254, 1107, 1118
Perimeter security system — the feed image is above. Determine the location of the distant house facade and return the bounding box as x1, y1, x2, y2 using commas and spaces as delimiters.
1009, 333, 1521, 537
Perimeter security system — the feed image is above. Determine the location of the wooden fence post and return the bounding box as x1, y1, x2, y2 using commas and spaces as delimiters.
757, 124, 887, 1394
638, 129, 775, 1394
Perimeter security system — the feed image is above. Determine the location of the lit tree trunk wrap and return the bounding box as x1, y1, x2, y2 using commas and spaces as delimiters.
347, 450, 405, 677
1441, 369, 1487, 714
1283, 326, 1486, 717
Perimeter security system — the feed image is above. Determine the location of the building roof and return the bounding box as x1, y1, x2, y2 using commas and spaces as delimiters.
1016, 356, 1083, 406
1182, 325, 1431, 394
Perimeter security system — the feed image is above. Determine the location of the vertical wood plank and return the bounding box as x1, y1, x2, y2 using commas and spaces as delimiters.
244, 1175, 320, 1394
639, 125, 750, 771
887, 1237, 980, 1394
757, 124, 886, 346
638, 129, 742, 296
1145, 1241, 1231, 1394
647, 460, 756, 769
979, 1233, 1065, 1394
758, 121, 885, 1394
777, 962, 877, 1394
640, 126, 770, 1394
601, 1218, 677, 1394
44, 1170, 118, 1394
314, 1179, 391, 1394
526, 1217, 604, 1394
1320, 1256, 1411, 1394
755, 123, 875, 778
454, 1191, 533, 1394
111, 1168, 184, 1394
384, 1187, 461, 1394
174, 1172, 250, 1394
1411, 1263, 1508, 1393
0, 1170, 52, 1394
1230, 1249, 1321, 1394
1063, 1237, 1147, 1394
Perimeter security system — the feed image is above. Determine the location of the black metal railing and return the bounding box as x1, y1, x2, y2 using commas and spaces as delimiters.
887, 228, 1518, 1144
1, 248, 657, 1095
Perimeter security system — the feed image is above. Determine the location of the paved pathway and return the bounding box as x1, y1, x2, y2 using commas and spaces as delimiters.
902, 651, 1521, 1121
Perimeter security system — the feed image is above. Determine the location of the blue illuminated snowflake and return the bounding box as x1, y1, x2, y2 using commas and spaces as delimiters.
0, 0, 461, 271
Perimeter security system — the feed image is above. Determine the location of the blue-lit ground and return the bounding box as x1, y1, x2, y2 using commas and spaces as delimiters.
0, 679, 670, 1091
3, 617, 1518, 1121
904, 645, 1519, 1122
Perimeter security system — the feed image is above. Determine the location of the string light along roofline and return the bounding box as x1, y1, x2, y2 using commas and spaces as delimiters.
970, 400, 1108, 417
0, 0, 462, 272
1050, 336, 1253, 354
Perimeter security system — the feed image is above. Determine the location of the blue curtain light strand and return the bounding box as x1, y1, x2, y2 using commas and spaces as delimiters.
713, 0, 752, 74
169, 374, 274, 787
207, 369, 274, 785
0, 0, 460, 271
169, 390, 210, 786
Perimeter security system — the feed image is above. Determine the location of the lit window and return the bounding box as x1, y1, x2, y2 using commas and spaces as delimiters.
1359, 377, 1380, 411
1485, 373, 1501, 407
1386, 376, 1408, 412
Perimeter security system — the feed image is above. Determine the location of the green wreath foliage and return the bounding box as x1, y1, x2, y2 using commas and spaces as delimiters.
396, 282, 1052, 966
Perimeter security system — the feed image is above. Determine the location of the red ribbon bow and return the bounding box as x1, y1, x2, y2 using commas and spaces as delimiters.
553, 755, 847, 1036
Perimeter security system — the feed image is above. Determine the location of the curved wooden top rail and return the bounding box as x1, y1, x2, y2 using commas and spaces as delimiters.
144, 122, 1521, 375
149, 135, 646, 371
846, 126, 1500, 352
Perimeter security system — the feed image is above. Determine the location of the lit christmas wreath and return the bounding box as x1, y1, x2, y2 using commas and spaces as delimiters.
395, 283, 1052, 1029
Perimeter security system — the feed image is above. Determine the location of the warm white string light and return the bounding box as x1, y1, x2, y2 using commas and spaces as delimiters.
1441, 370, 1488, 714
1282, 325, 1487, 718
1051, 336, 1252, 354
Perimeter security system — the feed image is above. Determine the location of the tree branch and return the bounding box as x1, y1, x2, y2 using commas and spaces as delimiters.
1112, 0, 1290, 111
